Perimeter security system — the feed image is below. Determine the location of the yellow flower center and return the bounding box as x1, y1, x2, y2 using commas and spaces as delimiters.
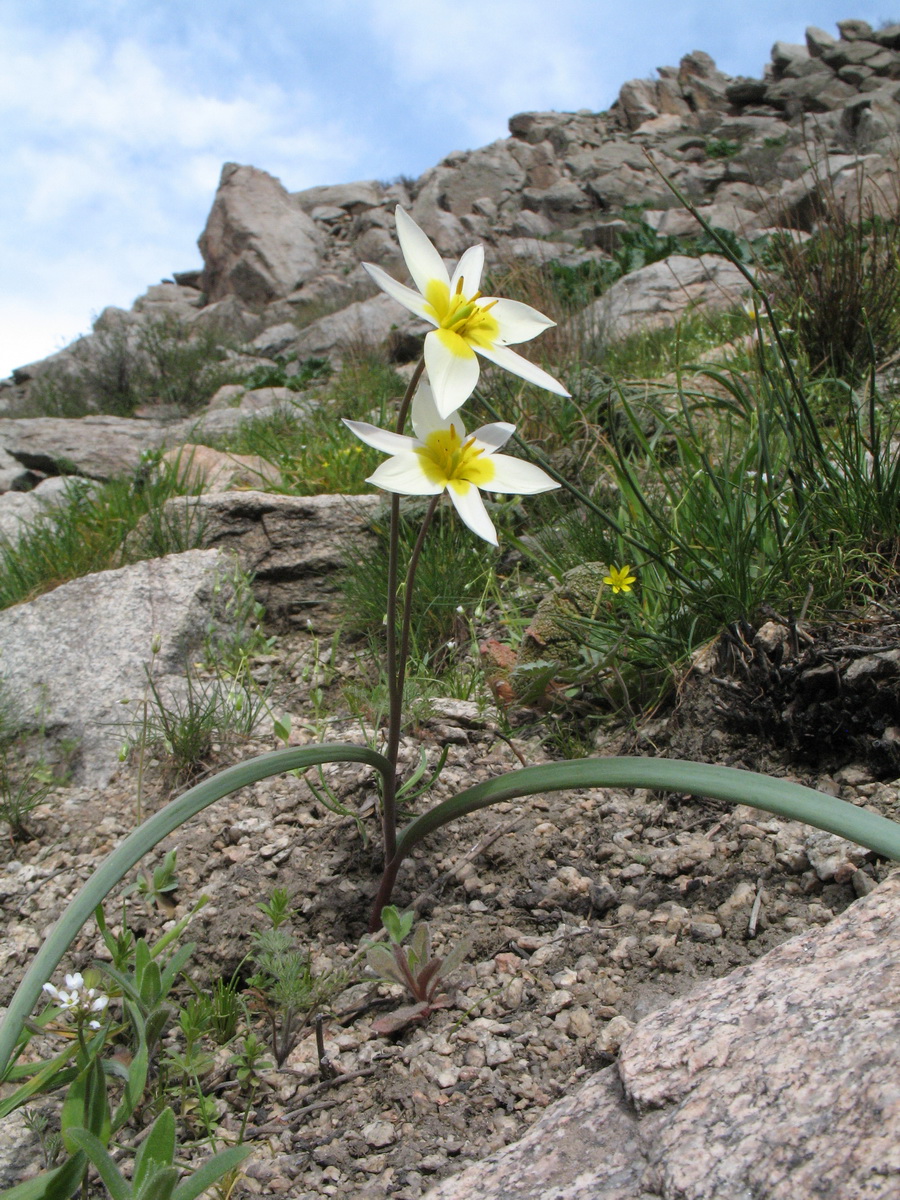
416, 425, 496, 494
424, 279, 500, 349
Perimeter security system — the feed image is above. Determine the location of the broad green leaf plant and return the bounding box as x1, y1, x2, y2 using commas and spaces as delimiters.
4, 209, 900, 1196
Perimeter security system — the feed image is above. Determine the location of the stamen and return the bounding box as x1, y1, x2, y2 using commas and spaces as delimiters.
455, 277, 465, 295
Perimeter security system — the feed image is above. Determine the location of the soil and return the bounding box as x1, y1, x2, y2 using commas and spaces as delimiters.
2, 607, 899, 1199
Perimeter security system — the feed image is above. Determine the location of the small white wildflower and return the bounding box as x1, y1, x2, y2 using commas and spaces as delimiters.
42, 972, 110, 1026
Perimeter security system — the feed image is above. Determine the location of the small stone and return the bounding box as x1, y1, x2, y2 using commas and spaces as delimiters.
362, 1119, 397, 1148
598, 1014, 634, 1054
691, 919, 724, 942
567, 1006, 594, 1039
546, 989, 573, 1015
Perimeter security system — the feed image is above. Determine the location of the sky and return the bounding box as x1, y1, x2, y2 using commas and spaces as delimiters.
1, 0, 896, 379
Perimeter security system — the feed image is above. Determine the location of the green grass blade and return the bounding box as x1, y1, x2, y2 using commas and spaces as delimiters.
395, 757, 900, 864
0, 744, 391, 1078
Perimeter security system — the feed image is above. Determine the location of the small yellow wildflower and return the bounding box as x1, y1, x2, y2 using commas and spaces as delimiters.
604, 564, 637, 594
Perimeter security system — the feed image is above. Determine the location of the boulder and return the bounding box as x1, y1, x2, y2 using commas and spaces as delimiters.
806, 25, 837, 57
425, 874, 900, 1199
160, 445, 281, 493
132, 282, 203, 319
429, 143, 528, 218
616, 79, 662, 131
677, 51, 731, 112
293, 180, 385, 214
293, 293, 428, 361
149, 491, 380, 629
0, 550, 239, 785
188, 295, 262, 341
0, 477, 83, 543
198, 163, 324, 306
586, 254, 750, 342
250, 322, 299, 358
0, 415, 172, 480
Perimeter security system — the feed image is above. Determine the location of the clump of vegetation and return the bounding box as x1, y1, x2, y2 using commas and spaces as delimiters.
23, 314, 241, 418
0, 463, 204, 610
764, 174, 900, 381
243, 354, 332, 392
365, 906, 470, 1035
249, 888, 353, 1065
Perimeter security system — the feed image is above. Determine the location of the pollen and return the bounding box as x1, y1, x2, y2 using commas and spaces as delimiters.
416, 426, 496, 489
424, 280, 500, 350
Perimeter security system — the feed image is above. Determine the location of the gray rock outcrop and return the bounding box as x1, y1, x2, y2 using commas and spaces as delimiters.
587, 253, 750, 341
0, 550, 239, 785
4, 19, 900, 478
0, 415, 172, 481
150, 491, 380, 630
425, 872, 900, 1200
198, 163, 325, 305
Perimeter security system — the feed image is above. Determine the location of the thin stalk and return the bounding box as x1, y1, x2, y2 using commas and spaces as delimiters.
381, 358, 426, 862
382, 495, 440, 860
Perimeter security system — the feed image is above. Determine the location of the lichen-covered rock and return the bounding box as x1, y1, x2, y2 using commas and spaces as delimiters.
425, 874, 900, 1200
517, 562, 610, 676
0, 550, 238, 785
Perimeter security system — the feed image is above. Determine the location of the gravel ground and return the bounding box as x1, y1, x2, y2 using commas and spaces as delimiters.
2, 625, 898, 1198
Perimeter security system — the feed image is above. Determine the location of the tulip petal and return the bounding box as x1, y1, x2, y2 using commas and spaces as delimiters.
425, 328, 481, 417
395, 207, 450, 294
343, 419, 416, 455
484, 298, 557, 345
475, 343, 571, 396
447, 482, 498, 545
481, 453, 561, 494
362, 262, 435, 323
368, 454, 445, 496
471, 422, 515, 453
450, 244, 485, 297
411, 382, 465, 442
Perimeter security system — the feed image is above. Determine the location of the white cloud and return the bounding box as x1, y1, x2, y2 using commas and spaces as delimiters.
363, 0, 599, 146
0, 16, 365, 377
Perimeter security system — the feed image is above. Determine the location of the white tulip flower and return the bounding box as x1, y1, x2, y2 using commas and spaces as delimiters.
344, 380, 559, 546
363, 207, 570, 417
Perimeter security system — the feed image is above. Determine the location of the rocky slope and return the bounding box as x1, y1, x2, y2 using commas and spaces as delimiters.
5, 16, 900, 423
2, 17, 900, 1200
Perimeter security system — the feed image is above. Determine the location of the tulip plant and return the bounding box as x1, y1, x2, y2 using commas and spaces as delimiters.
4, 206, 900, 1104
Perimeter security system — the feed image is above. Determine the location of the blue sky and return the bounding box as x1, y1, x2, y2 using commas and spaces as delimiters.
1, 0, 895, 378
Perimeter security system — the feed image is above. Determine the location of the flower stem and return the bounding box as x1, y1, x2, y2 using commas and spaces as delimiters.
381, 358, 426, 864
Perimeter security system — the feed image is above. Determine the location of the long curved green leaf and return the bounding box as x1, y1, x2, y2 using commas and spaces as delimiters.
0, 744, 391, 1078
395, 757, 900, 863
0, 1151, 87, 1200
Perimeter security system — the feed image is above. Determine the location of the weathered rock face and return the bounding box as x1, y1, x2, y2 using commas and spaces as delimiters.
425, 872, 900, 1200
0, 415, 172, 481
151, 491, 380, 629
0, 550, 238, 785
587, 253, 750, 341
5, 19, 900, 412
0, 476, 82, 543
198, 163, 325, 306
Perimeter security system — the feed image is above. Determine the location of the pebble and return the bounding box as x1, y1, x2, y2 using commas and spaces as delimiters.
690, 919, 724, 942
362, 1119, 397, 1148
597, 1015, 634, 1054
